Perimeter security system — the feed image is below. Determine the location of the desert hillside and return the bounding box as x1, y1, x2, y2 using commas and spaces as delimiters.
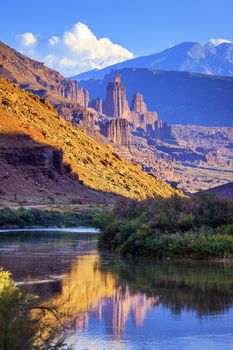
0, 41, 85, 105
0, 77, 180, 203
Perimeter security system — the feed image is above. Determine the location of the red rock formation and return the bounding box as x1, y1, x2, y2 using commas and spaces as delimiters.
129, 91, 158, 132
131, 92, 147, 115
77, 87, 90, 108
130, 111, 158, 131
100, 118, 131, 147
153, 120, 172, 139
0, 41, 89, 107
103, 74, 130, 120
95, 76, 170, 144
56, 102, 96, 130
89, 97, 103, 114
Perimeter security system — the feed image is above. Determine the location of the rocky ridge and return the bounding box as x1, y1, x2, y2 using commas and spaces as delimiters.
0, 42, 232, 195
0, 77, 180, 203
0, 41, 89, 107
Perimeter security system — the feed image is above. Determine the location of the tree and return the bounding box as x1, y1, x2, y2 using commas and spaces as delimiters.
0, 268, 72, 350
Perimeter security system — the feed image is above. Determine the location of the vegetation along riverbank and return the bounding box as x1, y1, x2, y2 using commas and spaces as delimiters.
0, 204, 107, 229
96, 193, 233, 259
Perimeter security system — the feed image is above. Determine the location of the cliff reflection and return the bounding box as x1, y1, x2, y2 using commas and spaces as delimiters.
46, 254, 157, 338
99, 256, 233, 316
43, 253, 233, 341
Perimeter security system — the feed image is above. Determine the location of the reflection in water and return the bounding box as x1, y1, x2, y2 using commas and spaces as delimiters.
100, 256, 233, 316
44, 251, 233, 342
0, 233, 233, 349
47, 255, 158, 339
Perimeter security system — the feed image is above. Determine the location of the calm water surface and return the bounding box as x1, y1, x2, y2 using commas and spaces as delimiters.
0, 229, 232, 350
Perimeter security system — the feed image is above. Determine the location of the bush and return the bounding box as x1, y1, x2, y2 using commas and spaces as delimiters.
0, 207, 95, 229
97, 193, 233, 259
0, 268, 72, 350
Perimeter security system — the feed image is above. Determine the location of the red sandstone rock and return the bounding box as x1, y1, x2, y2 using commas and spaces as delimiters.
0, 41, 89, 107
130, 92, 159, 132
56, 103, 96, 130
103, 74, 131, 120
77, 87, 89, 108
100, 118, 131, 147
90, 97, 103, 114
131, 92, 148, 114
153, 120, 172, 139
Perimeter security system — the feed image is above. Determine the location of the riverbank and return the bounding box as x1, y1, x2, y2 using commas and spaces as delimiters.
0, 204, 107, 229
97, 193, 233, 259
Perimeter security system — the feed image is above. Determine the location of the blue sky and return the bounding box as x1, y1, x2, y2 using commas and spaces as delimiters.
1, 0, 232, 75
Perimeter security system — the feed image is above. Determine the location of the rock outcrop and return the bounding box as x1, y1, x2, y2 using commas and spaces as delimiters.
77, 88, 90, 108
103, 74, 131, 119
152, 120, 172, 140
100, 118, 131, 148
130, 91, 159, 133
0, 76, 180, 201
89, 98, 103, 114
130, 111, 158, 131
56, 102, 96, 131
78, 68, 233, 127
131, 92, 147, 115
92, 74, 171, 145
0, 41, 87, 108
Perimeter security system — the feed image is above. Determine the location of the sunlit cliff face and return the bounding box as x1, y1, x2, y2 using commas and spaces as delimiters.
42, 254, 157, 339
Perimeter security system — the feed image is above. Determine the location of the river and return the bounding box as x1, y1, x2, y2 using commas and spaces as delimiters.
0, 229, 232, 350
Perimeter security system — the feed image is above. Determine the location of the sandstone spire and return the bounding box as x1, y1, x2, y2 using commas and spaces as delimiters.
131, 92, 147, 115
103, 74, 130, 120
77, 87, 89, 108
100, 118, 131, 148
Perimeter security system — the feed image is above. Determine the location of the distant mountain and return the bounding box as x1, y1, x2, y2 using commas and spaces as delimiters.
78, 68, 233, 127
73, 40, 233, 80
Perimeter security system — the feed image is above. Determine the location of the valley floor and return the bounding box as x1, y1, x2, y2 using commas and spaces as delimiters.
118, 124, 233, 194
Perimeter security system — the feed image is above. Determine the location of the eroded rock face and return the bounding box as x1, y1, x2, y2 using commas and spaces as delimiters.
89, 97, 103, 114
100, 118, 131, 147
131, 110, 159, 131
129, 91, 159, 134
0, 41, 88, 107
77, 88, 90, 108
1, 134, 73, 177
131, 92, 147, 115
53, 79, 79, 103
99, 75, 172, 144
56, 103, 96, 130
153, 120, 173, 140
103, 74, 131, 119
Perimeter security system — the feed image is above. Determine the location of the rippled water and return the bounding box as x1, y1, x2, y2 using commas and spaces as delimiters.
0, 230, 232, 350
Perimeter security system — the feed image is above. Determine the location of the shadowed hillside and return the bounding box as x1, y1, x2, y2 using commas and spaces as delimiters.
0, 77, 180, 203
204, 181, 233, 198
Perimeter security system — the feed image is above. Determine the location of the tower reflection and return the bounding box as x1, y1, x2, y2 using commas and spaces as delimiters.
46, 254, 158, 339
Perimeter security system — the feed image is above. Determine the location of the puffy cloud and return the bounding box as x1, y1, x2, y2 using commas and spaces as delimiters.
16, 32, 37, 47
15, 22, 134, 76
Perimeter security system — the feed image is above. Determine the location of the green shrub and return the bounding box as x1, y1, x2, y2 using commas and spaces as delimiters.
0, 268, 72, 350
97, 193, 233, 259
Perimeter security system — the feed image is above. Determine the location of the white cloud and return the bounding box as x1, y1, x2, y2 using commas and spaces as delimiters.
16, 32, 37, 47
15, 22, 134, 76
49, 35, 60, 45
